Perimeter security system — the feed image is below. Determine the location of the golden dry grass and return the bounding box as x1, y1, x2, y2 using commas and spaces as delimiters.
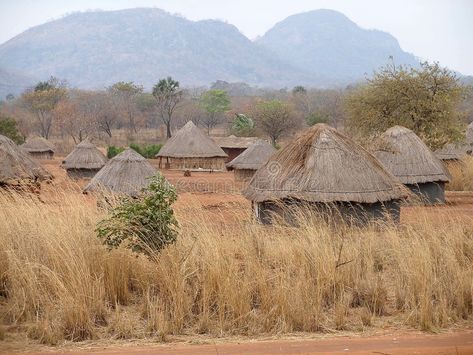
0, 190, 472, 347
446, 155, 473, 191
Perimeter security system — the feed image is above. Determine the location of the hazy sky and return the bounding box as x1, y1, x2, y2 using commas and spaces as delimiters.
1, 0, 472, 75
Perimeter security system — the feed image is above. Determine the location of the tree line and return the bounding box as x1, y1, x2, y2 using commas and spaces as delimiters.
0, 62, 472, 149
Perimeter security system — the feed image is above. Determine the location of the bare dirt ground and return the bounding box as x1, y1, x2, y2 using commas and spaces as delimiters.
6, 331, 473, 354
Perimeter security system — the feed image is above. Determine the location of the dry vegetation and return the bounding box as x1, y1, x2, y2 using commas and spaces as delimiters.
446, 155, 473, 191
0, 189, 472, 347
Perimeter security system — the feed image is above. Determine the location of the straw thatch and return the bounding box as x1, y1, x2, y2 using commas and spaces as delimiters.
213, 135, 260, 149
0, 134, 52, 187
227, 140, 275, 171
244, 124, 406, 204
84, 149, 156, 196
22, 136, 55, 159
156, 121, 227, 170
435, 143, 472, 161
374, 126, 450, 185
62, 141, 107, 179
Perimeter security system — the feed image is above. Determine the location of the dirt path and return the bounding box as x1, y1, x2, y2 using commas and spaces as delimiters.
12, 331, 473, 354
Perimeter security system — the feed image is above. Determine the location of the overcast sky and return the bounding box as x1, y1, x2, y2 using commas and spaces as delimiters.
1, 0, 472, 75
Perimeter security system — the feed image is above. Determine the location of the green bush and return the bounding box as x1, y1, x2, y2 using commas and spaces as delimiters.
0, 114, 24, 144
129, 143, 162, 158
96, 174, 178, 256
107, 146, 126, 159
306, 112, 328, 126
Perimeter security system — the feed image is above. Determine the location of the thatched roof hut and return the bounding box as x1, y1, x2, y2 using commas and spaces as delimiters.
374, 126, 450, 204
84, 149, 156, 196
62, 140, 107, 179
244, 124, 406, 224
22, 136, 55, 159
466, 122, 473, 144
212, 135, 260, 162
226, 140, 276, 182
156, 121, 227, 170
0, 134, 52, 188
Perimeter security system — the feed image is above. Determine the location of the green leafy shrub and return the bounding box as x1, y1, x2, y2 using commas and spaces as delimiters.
107, 146, 125, 159
231, 113, 255, 136
129, 143, 162, 158
306, 112, 328, 126
0, 114, 24, 144
96, 174, 178, 255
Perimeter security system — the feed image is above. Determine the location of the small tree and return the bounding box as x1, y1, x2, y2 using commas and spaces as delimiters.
231, 113, 255, 136
96, 174, 178, 256
199, 89, 231, 134
108, 82, 143, 134
152, 77, 183, 138
253, 100, 293, 146
0, 114, 24, 144
21, 77, 67, 139
345, 61, 465, 150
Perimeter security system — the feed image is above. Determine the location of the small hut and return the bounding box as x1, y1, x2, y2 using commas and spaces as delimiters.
62, 141, 107, 179
22, 136, 55, 159
226, 140, 276, 182
0, 134, 52, 189
243, 124, 406, 225
156, 121, 227, 170
467, 122, 473, 145
212, 135, 260, 163
84, 149, 156, 196
374, 126, 451, 204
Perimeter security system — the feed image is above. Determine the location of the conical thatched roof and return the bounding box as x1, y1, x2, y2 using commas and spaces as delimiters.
226, 140, 276, 170
22, 136, 55, 153
62, 140, 107, 170
0, 134, 52, 185
84, 149, 156, 196
156, 121, 227, 158
243, 124, 406, 204
374, 126, 450, 185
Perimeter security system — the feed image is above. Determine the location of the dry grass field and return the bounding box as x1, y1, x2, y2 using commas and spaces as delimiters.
0, 157, 472, 352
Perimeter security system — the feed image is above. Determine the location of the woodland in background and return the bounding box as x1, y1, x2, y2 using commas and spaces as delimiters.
0, 62, 472, 154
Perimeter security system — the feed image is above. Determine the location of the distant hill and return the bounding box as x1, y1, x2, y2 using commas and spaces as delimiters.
0, 8, 420, 89
257, 9, 419, 83
0, 67, 36, 100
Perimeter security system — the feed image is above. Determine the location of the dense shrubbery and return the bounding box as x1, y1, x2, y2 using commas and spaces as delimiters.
129, 143, 162, 158
107, 144, 162, 159
0, 114, 24, 144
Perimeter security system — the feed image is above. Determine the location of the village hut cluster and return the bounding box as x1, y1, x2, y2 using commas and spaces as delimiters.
1, 118, 471, 226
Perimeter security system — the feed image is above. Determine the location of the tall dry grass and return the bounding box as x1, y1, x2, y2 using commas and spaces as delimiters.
446, 155, 473, 191
0, 191, 472, 345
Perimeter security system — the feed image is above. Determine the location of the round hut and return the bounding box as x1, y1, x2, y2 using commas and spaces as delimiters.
62, 141, 107, 179
22, 136, 55, 159
156, 121, 227, 171
374, 126, 451, 204
226, 140, 276, 182
84, 148, 156, 196
0, 134, 52, 189
243, 124, 406, 225
435, 143, 472, 162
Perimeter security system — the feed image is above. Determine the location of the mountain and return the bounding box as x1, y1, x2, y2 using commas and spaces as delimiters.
257, 9, 418, 83
0, 8, 419, 89
0, 67, 36, 100
0, 8, 317, 89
